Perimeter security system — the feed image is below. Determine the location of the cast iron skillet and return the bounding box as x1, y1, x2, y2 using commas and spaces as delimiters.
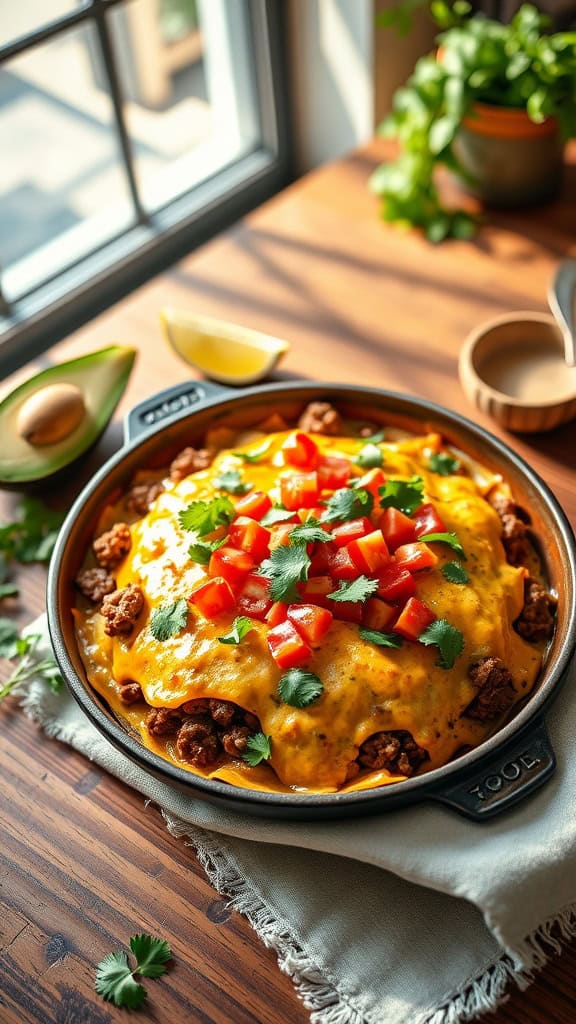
47, 381, 576, 821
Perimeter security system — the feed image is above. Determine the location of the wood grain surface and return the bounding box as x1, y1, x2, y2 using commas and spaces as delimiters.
2, 140, 576, 1024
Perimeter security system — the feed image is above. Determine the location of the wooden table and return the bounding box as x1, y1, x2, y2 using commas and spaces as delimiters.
2, 140, 576, 1024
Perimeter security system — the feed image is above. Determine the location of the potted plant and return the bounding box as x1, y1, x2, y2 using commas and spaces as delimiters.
370, 1, 576, 241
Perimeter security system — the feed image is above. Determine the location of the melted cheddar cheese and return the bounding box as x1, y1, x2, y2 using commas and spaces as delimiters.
74, 429, 544, 794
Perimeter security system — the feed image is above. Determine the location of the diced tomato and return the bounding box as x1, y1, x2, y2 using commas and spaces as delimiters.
331, 517, 372, 548
208, 545, 254, 586
362, 597, 397, 631
189, 577, 236, 618
377, 564, 417, 603
281, 472, 319, 511
300, 575, 333, 606
282, 431, 319, 469
355, 468, 387, 501
393, 597, 435, 641
379, 507, 417, 551
329, 600, 363, 624
347, 530, 390, 575
266, 602, 289, 627
317, 455, 351, 490
297, 506, 325, 523
234, 490, 273, 521
269, 523, 296, 549
267, 620, 312, 670
309, 542, 335, 575
287, 603, 333, 646
394, 542, 438, 572
236, 573, 272, 621
412, 502, 447, 538
229, 516, 271, 562
327, 546, 358, 581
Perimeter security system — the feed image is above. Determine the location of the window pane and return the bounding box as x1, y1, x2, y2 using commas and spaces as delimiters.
0, 22, 135, 301
0, 1, 86, 49
110, 0, 261, 213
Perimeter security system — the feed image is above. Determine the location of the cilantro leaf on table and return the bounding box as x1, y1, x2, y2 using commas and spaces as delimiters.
232, 439, 273, 463
188, 537, 227, 566
288, 519, 332, 544
441, 562, 469, 585
258, 543, 311, 602
213, 469, 252, 495
278, 669, 323, 708
419, 619, 464, 670
355, 443, 383, 469
0, 617, 19, 658
0, 498, 64, 564
150, 600, 189, 641
0, 626, 62, 701
242, 732, 272, 766
260, 506, 296, 527
359, 627, 403, 648
379, 476, 424, 515
419, 532, 466, 558
178, 496, 234, 537
328, 576, 378, 604
428, 452, 460, 476
0, 554, 18, 600
218, 616, 253, 645
322, 487, 374, 523
95, 933, 172, 1009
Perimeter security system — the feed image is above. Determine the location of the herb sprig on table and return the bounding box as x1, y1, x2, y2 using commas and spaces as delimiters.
0, 497, 64, 563
95, 933, 172, 1010
0, 619, 63, 702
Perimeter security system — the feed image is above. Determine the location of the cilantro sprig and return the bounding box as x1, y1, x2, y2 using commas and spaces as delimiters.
379, 476, 424, 515
0, 497, 64, 564
95, 933, 171, 1010
242, 732, 272, 766
150, 600, 189, 641
441, 562, 469, 585
188, 537, 227, 565
288, 519, 332, 544
419, 619, 464, 669
328, 576, 378, 604
355, 443, 383, 469
0, 555, 18, 600
213, 469, 252, 495
278, 669, 323, 708
419, 532, 466, 558
258, 543, 311, 602
359, 627, 403, 648
260, 506, 296, 527
218, 616, 253, 645
178, 496, 234, 537
428, 452, 460, 476
0, 623, 62, 701
322, 487, 374, 523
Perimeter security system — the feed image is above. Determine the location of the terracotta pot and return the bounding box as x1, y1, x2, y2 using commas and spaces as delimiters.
452, 102, 564, 207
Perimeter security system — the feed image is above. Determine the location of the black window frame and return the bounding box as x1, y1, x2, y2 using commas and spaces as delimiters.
0, 0, 292, 376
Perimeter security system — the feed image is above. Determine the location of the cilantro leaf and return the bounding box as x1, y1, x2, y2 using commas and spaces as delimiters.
288, 519, 332, 544
419, 532, 466, 558
359, 627, 403, 648
95, 951, 146, 1009
150, 599, 189, 641
361, 429, 385, 443
232, 439, 273, 463
0, 582, 18, 599
322, 487, 374, 523
129, 934, 172, 979
0, 628, 62, 701
328, 576, 379, 603
441, 562, 469, 585
355, 443, 383, 469
0, 617, 19, 658
419, 619, 464, 669
258, 543, 311, 602
260, 506, 296, 527
188, 537, 227, 565
379, 476, 424, 515
178, 496, 234, 537
213, 469, 252, 495
278, 668, 323, 708
242, 732, 272, 766
428, 452, 460, 476
218, 616, 254, 645
0, 498, 64, 564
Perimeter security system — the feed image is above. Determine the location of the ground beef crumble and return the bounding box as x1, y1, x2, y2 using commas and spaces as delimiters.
118, 681, 144, 705
515, 577, 557, 643
75, 567, 116, 604
465, 656, 516, 721
489, 493, 532, 566
93, 522, 132, 569
169, 446, 212, 482
126, 481, 165, 516
101, 583, 144, 637
147, 707, 183, 736
297, 401, 343, 436
358, 730, 429, 776
145, 698, 258, 768
176, 717, 220, 768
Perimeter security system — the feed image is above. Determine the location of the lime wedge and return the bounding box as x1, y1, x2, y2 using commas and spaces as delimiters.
160, 308, 289, 385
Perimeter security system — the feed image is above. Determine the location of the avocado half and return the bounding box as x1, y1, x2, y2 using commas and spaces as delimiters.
0, 346, 136, 484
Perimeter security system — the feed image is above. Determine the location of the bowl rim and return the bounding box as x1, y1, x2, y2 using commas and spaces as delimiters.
47, 381, 576, 812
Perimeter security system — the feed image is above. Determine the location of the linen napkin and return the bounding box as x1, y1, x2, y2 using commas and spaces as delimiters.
19, 615, 576, 1024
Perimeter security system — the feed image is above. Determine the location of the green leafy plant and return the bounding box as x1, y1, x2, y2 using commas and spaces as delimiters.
0, 622, 63, 702
371, 1, 576, 239
95, 933, 171, 1009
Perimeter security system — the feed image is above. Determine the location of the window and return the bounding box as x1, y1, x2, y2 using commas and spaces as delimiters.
0, 0, 290, 373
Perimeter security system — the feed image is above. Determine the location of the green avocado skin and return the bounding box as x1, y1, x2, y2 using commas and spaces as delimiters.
0, 346, 136, 484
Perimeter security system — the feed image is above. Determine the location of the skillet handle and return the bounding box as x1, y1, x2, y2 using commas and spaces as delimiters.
124, 381, 234, 444
430, 718, 555, 821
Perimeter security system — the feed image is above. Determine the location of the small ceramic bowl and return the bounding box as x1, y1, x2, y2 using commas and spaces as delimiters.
459, 312, 576, 432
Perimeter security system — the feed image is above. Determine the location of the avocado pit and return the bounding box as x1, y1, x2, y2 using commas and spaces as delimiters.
17, 383, 86, 446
